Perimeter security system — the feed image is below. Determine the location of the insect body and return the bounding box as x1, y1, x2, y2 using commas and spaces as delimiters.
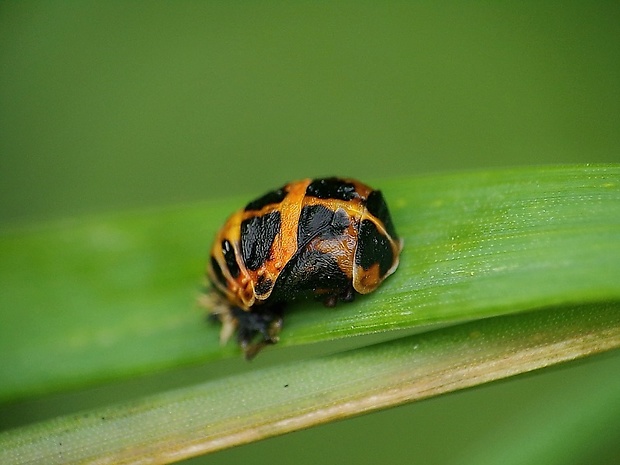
205, 177, 402, 358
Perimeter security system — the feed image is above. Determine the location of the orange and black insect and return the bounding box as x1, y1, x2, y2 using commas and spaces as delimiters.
204, 177, 402, 358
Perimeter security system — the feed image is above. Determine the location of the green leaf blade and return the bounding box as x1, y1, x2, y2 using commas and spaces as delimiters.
1, 302, 618, 464
0, 165, 619, 403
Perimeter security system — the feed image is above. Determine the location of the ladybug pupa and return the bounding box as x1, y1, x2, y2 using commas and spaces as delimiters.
203, 177, 403, 358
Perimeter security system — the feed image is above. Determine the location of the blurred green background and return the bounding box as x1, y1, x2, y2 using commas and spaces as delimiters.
2, 2, 619, 224
1, 2, 619, 464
